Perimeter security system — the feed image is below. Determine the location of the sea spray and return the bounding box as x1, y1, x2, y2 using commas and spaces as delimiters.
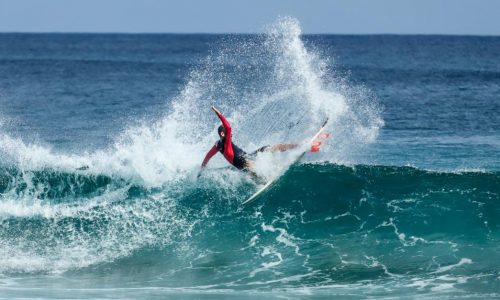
0, 20, 498, 299
0, 17, 389, 276
0, 17, 381, 186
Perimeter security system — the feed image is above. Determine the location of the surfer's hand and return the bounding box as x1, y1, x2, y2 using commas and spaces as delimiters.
211, 106, 221, 115
197, 167, 204, 179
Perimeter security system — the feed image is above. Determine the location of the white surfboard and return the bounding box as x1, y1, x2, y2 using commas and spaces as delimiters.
241, 118, 329, 206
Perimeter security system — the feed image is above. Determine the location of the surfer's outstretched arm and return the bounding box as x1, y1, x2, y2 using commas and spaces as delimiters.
198, 145, 218, 178
212, 106, 235, 163
202, 145, 218, 167
212, 106, 232, 144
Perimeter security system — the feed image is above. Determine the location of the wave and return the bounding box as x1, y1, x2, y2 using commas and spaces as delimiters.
0, 167, 112, 201
1, 17, 497, 294
0, 16, 382, 194
0, 163, 498, 283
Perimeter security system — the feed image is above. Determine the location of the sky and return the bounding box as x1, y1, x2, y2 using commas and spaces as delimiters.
0, 0, 499, 35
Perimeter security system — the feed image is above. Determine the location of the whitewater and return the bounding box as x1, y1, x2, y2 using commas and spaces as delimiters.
0, 17, 499, 299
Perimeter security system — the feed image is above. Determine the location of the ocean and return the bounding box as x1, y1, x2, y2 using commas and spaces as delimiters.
0, 18, 499, 299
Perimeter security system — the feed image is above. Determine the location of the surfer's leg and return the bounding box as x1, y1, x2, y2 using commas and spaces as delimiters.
243, 159, 264, 181
249, 144, 297, 156
243, 159, 255, 172
269, 143, 298, 152
250, 145, 270, 155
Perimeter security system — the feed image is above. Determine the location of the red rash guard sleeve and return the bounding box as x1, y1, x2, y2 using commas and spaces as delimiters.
201, 145, 218, 167
215, 111, 234, 164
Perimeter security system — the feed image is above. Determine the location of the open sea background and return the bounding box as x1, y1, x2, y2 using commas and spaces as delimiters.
0, 18, 499, 299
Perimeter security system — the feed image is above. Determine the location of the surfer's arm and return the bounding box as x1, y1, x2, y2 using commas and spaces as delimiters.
198, 145, 219, 178
212, 106, 232, 139
212, 106, 232, 154
201, 145, 218, 167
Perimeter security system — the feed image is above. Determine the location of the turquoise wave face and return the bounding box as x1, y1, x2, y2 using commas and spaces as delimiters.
1, 163, 498, 296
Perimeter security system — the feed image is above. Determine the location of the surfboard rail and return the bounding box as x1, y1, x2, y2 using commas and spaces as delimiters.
242, 118, 329, 206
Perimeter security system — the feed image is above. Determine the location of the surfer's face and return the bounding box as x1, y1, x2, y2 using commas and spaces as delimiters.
219, 130, 225, 141
217, 125, 225, 141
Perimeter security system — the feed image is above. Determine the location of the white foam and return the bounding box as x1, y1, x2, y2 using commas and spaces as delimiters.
434, 258, 473, 274
0, 16, 382, 274
0, 17, 381, 187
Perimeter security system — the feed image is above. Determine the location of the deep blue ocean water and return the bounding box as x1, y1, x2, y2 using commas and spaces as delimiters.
0, 18, 499, 299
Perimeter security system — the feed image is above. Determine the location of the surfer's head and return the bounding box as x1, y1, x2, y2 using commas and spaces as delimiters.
218, 125, 225, 140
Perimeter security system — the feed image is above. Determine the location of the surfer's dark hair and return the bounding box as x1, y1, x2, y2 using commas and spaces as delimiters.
218, 125, 225, 136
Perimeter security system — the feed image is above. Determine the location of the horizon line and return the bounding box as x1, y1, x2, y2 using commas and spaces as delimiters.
0, 31, 499, 37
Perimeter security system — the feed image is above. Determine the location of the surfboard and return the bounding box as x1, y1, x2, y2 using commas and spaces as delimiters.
241, 118, 329, 206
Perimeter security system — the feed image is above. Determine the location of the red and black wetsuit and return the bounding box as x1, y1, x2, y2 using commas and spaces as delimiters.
202, 111, 248, 170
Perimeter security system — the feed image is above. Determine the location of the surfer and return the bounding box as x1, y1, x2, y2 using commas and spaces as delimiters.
198, 106, 297, 178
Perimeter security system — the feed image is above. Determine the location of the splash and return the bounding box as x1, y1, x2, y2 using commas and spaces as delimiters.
0, 16, 381, 186
0, 17, 383, 274
166, 16, 383, 163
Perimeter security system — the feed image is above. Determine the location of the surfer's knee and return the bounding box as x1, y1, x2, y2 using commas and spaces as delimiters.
256, 145, 270, 153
